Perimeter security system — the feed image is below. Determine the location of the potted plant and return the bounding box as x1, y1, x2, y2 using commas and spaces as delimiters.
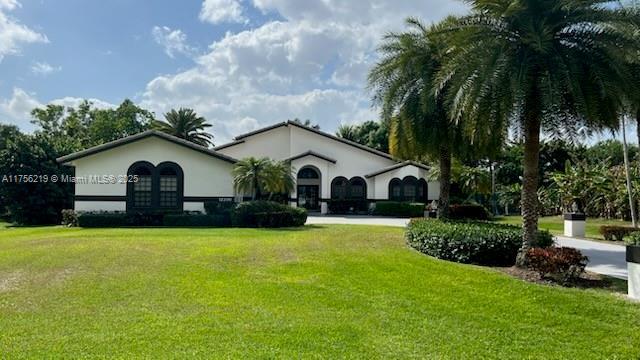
625, 232, 640, 300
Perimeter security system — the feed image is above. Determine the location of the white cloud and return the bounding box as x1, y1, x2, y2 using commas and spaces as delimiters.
49, 97, 115, 110
31, 61, 61, 75
142, 0, 468, 143
0, 0, 48, 62
0, 88, 115, 132
151, 26, 196, 59
0, 88, 42, 131
199, 0, 247, 24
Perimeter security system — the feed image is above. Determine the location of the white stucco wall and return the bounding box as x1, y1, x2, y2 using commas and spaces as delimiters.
69, 136, 235, 211
218, 126, 291, 160
371, 165, 439, 201
74, 201, 126, 212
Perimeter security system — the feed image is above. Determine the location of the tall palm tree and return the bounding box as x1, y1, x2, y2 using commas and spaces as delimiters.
153, 108, 214, 147
336, 124, 357, 141
439, 0, 640, 265
232, 157, 295, 200
369, 18, 502, 218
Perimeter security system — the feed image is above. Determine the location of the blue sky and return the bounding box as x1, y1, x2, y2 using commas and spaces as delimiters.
0, 0, 630, 144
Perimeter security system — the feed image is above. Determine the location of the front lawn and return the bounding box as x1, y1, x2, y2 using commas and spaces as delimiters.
495, 215, 632, 241
0, 225, 638, 358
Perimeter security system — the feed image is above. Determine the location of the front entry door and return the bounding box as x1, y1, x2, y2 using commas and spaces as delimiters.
297, 185, 320, 211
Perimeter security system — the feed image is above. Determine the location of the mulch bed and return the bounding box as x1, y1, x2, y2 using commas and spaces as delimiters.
496, 266, 628, 294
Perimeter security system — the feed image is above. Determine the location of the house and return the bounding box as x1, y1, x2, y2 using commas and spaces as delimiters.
57, 120, 440, 214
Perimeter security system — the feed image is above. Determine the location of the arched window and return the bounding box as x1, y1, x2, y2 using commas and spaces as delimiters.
331, 177, 348, 199
389, 178, 402, 201
402, 176, 418, 202
128, 161, 154, 210
348, 177, 367, 199
126, 161, 184, 211
298, 167, 319, 179
418, 179, 428, 203
157, 162, 184, 210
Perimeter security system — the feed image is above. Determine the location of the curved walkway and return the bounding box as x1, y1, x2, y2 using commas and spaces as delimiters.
306, 216, 628, 280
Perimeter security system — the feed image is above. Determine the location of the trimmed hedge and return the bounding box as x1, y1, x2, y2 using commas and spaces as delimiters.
327, 199, 369, 214
204, 200, 235, 225
77, 212, 130, 227
373, 201, 424, 217
448, 204, 492, 220
77, 211, 226, 228
231, 201, 307, 228
406, 219, 554, 266
599, 225, 636, 241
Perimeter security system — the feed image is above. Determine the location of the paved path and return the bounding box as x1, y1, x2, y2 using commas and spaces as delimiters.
306, 216, 628, 279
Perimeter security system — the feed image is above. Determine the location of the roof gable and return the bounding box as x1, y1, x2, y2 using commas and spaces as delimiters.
57, 130, 238, 164
218, 121, 394, 160
365, 161, 430, 178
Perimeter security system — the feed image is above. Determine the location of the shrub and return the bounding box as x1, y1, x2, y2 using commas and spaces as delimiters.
373, 202, 424, 217
77, 212, 129, 228
599, 225, 636, 241
61, 209, 78, 227
448, 204, 492, 220
204, 200, 236, 215
526, 247, 588, 283
163, 214, 226, 227
231, 201, 307, 228
625, 231, 640, 246
327, 199, 369, 214
406, 219, 554, 266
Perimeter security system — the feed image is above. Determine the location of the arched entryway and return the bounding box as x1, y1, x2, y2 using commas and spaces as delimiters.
297, 166, 321, 212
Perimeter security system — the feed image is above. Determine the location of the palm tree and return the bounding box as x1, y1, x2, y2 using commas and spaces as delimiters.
369, 18, 502, 218
232, 157, 295, 200
153, 108, 214, 147
439, 0, 640, 265
336, 124, 357, 141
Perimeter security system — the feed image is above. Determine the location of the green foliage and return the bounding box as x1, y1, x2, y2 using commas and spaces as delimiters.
230, 201, 307, 228
335, 120, 389, 152
599, 225, 637, 242
526, 247, 589, 284
448, 204, 492, 221
407, 219, 554, 266
30, 99, 153, 153
232, 157, 294, 200
327, 199, 370, 214
0, 134, 73, 225
373, 201, 424, 217
625, 231, 640, 246
153, 108, 213, 147
61, 209, 78, 227
77, 211, 227, 227
77, 212, 130, 227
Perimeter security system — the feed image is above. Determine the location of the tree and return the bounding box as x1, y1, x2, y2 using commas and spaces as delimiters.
369, 18, 502, 218
232, 157, 294, 200
335, 120, 390, 152
0, 134, 73, 225
290, 118, 320, 130
440, 0, 640, 265
153, 108, 214, 147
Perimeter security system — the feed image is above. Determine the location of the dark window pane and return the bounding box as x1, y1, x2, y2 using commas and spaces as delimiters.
298, 168, 319, 179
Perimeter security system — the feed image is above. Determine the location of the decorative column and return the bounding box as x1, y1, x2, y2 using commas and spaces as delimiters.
627, 245, 640, 300
563, 213, 586, 238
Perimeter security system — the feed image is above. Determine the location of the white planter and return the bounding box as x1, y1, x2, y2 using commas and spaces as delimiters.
563, 213, 586, 238
627, 246, 640, 300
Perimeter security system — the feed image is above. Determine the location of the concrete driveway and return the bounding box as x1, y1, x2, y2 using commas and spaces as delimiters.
306, 216, 628, 279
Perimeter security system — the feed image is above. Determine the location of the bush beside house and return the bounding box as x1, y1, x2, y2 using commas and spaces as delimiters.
74, 200, 306, 228
406, 218, 554, 266
373, 201, 424, 217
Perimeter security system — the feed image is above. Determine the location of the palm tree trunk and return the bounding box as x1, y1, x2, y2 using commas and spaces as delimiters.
622, 115, 637, 227
516, 99, 542, 267
438, 145, 451, 219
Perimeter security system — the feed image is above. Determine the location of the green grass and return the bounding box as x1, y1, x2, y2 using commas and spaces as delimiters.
495, 215, 632, 241
0, 225, 639, 358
